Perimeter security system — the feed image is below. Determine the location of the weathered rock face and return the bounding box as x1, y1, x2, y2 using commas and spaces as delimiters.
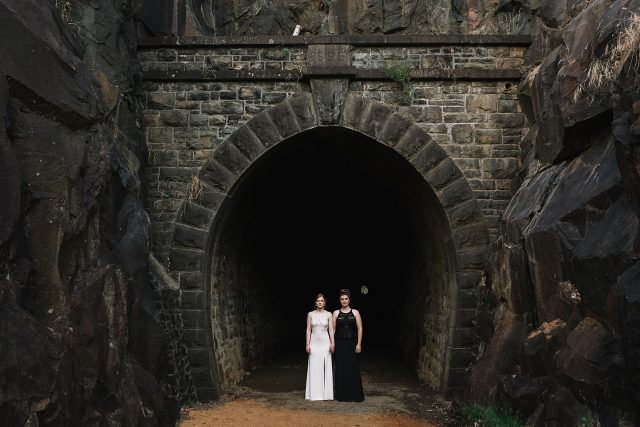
136, 0, 526, 36
470, 0, 640, 424
0, 0, 177, 424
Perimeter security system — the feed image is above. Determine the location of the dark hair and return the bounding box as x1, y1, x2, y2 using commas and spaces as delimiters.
338, 289, 351, 301
314, 293, 326, 308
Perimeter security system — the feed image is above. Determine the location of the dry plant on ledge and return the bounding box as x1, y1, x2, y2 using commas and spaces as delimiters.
574, 13, 640, 102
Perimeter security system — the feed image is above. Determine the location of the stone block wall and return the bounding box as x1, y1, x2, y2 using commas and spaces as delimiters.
141, 76, 525, 262
143, 80, 307, 263
353, 80, 524, 234
352, 46, 525, 70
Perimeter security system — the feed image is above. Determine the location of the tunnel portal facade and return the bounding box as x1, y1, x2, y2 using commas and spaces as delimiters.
139, 35, 529, 399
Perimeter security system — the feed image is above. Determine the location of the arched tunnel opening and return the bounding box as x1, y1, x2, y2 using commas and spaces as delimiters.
207, 127, 456, 391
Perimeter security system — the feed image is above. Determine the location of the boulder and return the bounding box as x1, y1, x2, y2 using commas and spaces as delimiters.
499, 374, 550, 415
555, 318, 622, 394
528, 386, 591, 427
523, 319, 568, 375
469, 309, 530, 402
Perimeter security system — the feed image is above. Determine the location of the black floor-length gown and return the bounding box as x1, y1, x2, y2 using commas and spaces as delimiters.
334, 309, 364, 402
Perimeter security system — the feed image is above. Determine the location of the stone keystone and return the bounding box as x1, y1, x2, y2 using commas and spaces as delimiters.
310, 79, 350, 126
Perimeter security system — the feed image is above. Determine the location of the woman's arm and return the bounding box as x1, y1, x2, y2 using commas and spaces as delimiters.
332, 310, 338, 335
328, 312, 335, 353
354, 309, 363, 353
306, 313, 311, 353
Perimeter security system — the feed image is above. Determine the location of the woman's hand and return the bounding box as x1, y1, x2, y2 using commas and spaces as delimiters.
306, 344, 311, 353
330, 343, 335, 353
355, 344, 361, 353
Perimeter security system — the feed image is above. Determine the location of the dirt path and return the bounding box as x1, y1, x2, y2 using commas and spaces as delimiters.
179, 353, 453, 426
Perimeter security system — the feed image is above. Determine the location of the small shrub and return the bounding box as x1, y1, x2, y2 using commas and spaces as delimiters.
385, 61, 413, 103
55, 0, 72, 23
578, 410, 600, 427
461, 404, 524, 427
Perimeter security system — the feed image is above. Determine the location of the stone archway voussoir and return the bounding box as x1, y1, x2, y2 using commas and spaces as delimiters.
246, 110, 283, 148
456, 246, 489, 272
225, 126, 266, 162
425, 158, 464, 191
174, 222, 209, 250
452, 222, 490, 250
378, 112, 414, 147
395, 125, 430, 159
212, 141, 251, 177
445, 199, 484, 229
198, 160, 236, 193
359, 100, 393, 140
266, 99, 301, 138
288, 93, 317, 131
169, 247, 205, 272
341, 93, 367, 130
178, 200, 217, 230
436, 178, 475, 210
410, 139, 447, 176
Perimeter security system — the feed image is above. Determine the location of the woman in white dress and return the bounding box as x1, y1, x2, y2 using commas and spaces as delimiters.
305, 293, 334, 400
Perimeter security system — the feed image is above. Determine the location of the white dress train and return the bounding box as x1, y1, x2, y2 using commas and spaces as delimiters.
305, 311, 334, 400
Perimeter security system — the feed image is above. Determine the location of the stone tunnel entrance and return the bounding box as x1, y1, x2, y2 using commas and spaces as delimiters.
207, 126, 456, 392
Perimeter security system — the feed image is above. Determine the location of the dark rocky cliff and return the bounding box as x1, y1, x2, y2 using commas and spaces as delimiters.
137, 0, 530, 36
470, 0, 640, 425
0, 0, 177, 424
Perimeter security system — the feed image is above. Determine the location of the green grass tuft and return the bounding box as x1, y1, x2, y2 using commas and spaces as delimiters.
461, 404, 524, 427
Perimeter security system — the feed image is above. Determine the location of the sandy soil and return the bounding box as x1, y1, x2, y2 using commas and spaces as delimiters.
178, 352, 451, 426
179, 398, 437, 426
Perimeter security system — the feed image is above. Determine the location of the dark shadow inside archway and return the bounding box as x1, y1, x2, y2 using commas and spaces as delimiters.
208, 127, 455, 390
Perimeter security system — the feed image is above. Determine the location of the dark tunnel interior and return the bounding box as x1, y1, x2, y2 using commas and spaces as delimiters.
207, 127, 455, 389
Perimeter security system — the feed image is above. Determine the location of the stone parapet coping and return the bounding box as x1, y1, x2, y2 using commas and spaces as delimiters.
143, 67, 522, 82
138, 34, 532, 48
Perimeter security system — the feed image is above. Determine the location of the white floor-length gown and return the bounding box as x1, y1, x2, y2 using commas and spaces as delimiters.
305, 311, 334, 400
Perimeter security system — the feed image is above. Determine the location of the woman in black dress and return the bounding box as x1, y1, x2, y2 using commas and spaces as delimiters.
332, 288, 364, 402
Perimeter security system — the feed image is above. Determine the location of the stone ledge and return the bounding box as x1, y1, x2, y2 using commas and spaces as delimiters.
138, 34, 532, 48
142, 67, 522, 82
356, 68, 522, 81
143, 69, 301, 82
304, 66, 357, 78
